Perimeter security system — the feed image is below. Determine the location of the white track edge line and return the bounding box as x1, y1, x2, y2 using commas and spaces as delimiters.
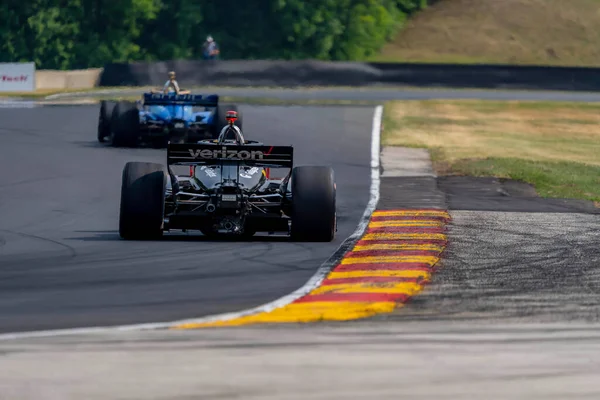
0, 105, 383, 340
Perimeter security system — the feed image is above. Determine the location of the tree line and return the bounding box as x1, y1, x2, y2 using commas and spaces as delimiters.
0, 0, 428, 70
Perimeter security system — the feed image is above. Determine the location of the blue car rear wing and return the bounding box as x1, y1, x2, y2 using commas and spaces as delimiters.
142, 93, 219, 106
167, 143, 294, 168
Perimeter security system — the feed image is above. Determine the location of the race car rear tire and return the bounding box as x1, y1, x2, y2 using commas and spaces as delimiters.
97, 100, 116, 143
290, 166, 336, 242
119, 162, 167, 240
214, 104, 243, 136
111, 101, 140, 147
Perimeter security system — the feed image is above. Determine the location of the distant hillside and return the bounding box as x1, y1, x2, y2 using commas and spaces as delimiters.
372, 0, 600, 66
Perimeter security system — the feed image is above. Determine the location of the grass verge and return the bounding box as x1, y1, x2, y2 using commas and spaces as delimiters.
0, 87, 148, 99
64, 95, 380, 107
384, 99, 600, 201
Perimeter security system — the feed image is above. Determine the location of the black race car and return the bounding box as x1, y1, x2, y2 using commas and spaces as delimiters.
118, 128, 336, 241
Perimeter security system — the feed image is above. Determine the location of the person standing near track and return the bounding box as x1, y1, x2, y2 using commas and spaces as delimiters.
202, 35, 220, 60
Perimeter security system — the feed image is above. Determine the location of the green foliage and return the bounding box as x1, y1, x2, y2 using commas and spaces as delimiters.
0, 0, 428, 69
330, 0, 405, 60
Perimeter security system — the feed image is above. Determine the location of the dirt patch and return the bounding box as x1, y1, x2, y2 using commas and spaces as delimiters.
372, 0, 600, 66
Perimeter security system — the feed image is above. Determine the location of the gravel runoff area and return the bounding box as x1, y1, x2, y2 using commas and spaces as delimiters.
378, 147, 600, 323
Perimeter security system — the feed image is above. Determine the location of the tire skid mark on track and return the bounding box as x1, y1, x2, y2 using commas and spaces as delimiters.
0, 229, 77, 258
173, 209, 450, 328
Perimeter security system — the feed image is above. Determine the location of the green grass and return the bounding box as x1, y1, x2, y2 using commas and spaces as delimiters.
384, 99, 600, 202
447, 158, 600, 201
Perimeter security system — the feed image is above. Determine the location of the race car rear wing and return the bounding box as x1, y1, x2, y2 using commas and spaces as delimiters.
167, 143, 294, 168
142, 93, 219, 106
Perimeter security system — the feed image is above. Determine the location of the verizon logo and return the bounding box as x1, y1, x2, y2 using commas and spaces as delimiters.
188, 147, 265, 160
1, 75, 29, 82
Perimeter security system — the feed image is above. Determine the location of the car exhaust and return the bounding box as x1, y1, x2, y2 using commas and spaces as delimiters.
206, 204, 216, 212
223, 221, 234, 231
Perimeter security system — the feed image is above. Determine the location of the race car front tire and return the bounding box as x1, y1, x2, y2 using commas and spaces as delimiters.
97, 100, 116, 142
290, 166, 336, 242
119, 162, 167, 240
111, 101, 140, 147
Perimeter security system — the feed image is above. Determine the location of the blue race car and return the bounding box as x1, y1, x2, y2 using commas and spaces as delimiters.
97, 93, 243, 147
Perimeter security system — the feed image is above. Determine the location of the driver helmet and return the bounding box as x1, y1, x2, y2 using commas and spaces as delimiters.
206, 35, 214, 42
226, 110, 238, 125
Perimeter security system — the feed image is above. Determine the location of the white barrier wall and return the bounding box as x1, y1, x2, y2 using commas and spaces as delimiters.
36, 68, 102, 90
0, 62, 36, 92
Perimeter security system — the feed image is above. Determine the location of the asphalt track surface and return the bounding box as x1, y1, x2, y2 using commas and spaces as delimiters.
0, 104, 373, 333
2, 87, 600, 335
